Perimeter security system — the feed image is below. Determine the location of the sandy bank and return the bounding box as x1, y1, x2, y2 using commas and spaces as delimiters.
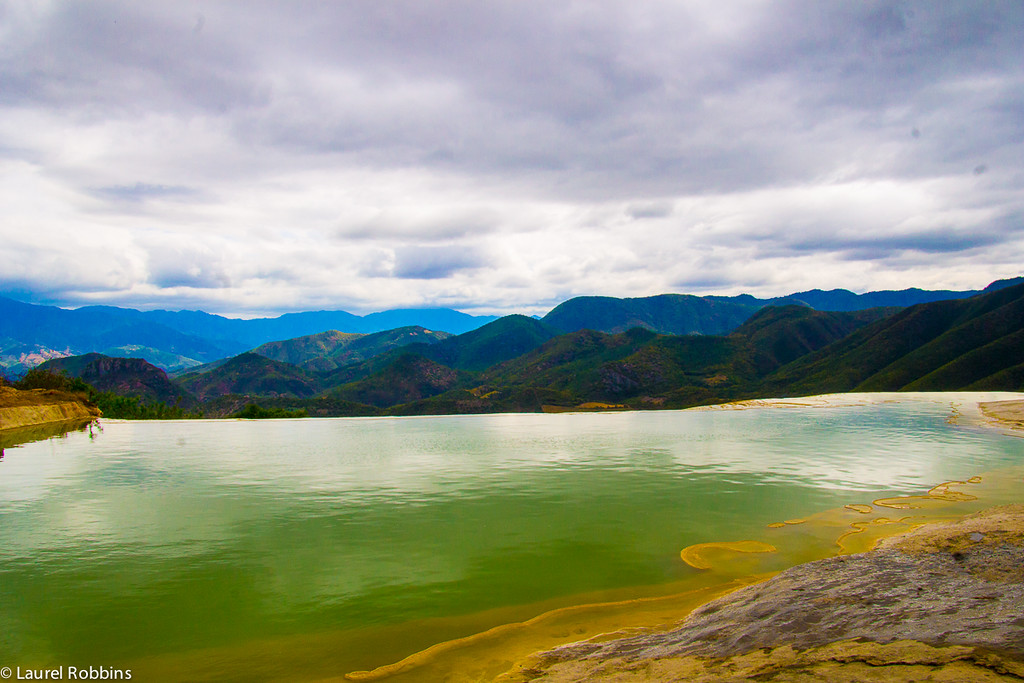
980, 399, 1024, 435
688, 390, 1024, 415
0, 386, 101, 432
691, 391, 1024, 437
502, 505, 1024, 681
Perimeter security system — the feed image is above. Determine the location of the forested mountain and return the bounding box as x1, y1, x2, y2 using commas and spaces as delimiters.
251, 326, 451, 371
539, 278, 1023, 335
177, 353, 321, 401
730, 306, 896, 371
39, 353, 197, 408
414, 315, 562, 371
325, 354, 470, 408
761, 281, 1024, 395
540, 293, 783, 335
0, 298, 494, 374
66, 305, 494, 352
0, 296, 241, 374
17, 281, 1024, 419
785, 276, 1024, 312
5, 280, 1016, 377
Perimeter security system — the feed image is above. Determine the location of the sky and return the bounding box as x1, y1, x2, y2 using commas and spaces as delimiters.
1, 1, 1022, 317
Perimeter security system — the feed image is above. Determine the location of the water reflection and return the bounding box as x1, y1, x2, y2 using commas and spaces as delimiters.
0, 418, 96, 449
0, 400, 1021, 681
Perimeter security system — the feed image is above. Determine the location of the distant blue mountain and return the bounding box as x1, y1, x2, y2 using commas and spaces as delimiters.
786, 288, 970, 311
541, 278, 1023, 335
2, 278, 1019, 374
542, 293, 804, 336
785, 277, 1023, 312
75, 305, 496, 346
0, 297, 498, 374
0, 297, 239, 375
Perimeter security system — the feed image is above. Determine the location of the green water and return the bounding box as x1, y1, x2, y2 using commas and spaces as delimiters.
1, 399, 1022, 680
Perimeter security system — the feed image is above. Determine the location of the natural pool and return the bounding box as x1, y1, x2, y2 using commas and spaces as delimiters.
1, 394, 1022, 681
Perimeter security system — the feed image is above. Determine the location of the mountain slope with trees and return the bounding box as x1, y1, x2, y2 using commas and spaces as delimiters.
177, 353, 321, 401
760, 282, 1024, 395
540, 293, 775, 335
19, 282, 1023, 419
251, 326, 451, 371
4, 279, 1017, 377
38, 353, 197, 409
0, 297, 240, 373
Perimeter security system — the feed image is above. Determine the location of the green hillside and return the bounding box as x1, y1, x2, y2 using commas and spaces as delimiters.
251, 330, 363, 366
418, 315, 561, 371
177, 352, 320, 400
199, 394, 380, 419
541, 293, 766, 335
47, 284, 1024, 419
326, 354, 470, 408
388, 386, 579, 416
39, 353, 198, 408
396, 306, 879, 414
252, 326, 450, 371
732, 305, 896, 372
761, 282, 1024, 394
305, 315, 560, 392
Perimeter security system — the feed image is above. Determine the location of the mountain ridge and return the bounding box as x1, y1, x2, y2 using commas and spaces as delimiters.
28, 283, 1024, 418
4, 277, 1019, 381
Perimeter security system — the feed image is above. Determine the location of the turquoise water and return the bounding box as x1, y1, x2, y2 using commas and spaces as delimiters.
1, 400, 1022, 680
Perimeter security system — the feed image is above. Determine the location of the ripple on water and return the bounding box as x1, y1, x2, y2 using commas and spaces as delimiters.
0, 398, 1021, 680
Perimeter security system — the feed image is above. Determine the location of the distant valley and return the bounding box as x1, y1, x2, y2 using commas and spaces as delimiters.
3, 279, 1018, 376
9, 278, 1022, 419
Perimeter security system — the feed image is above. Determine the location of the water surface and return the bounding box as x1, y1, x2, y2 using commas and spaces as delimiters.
1, 397, 1022, 680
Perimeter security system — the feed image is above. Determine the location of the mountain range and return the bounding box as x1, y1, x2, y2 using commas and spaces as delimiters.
25, 278, 1024, 418
4, 277, 1020, 376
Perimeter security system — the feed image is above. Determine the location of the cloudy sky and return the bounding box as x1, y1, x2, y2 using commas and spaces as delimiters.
1, 1, 1022, 316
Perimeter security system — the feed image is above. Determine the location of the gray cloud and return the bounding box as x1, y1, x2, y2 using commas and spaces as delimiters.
789, 231, 1005, 262
627, 201, 674, 220
338, 207, 503, 242
92, 183, 198, 203
0, 1, 1021, 314
148, 254, 231, 289
392, 245, 491, 280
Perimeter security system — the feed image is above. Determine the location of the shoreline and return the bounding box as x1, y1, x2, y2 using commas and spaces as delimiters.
334, 392, 1024, 682
502, 505, 1024, 682
979, 398, 1024, 435
490, 394, 1024, 681
5, 390, 1022, 680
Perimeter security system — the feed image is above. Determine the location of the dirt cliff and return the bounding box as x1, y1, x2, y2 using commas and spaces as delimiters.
0, 385, 101, 431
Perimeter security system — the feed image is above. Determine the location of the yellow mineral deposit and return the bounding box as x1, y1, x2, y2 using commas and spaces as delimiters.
767, 518, 807, 528
338, 470, 1015, 682
679, 541, 778, 570
343, 580, 757, 682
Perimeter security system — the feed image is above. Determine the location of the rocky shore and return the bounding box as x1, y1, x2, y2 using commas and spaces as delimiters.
496, 398, 1024, 682
500, 504, 1024, 682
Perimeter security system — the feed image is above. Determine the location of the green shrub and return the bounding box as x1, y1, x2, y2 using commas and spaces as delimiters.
233, 403, 308, 419
91, 392, 204, 420
13, 368, 91, 393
